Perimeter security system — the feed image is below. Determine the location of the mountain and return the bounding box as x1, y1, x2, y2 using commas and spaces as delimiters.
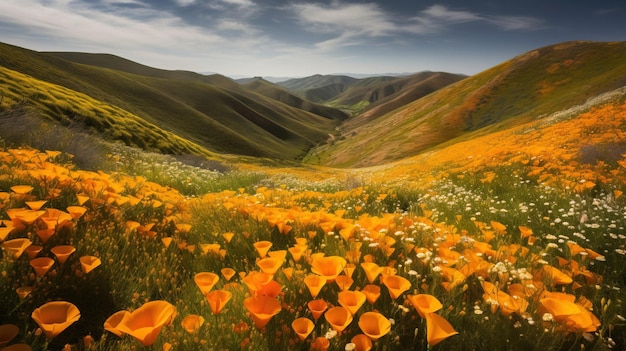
0, 43, 347, 160
277, 72, 465, 113
241, 78, 348, 121
305, 41, 626, 167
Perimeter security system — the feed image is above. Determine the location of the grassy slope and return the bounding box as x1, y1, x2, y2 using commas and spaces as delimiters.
0, 43, 345, 160
242, 78, 349, 121
307, 41, 626, 167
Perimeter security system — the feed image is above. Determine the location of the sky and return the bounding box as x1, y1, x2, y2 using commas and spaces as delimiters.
0, 0, 625, 78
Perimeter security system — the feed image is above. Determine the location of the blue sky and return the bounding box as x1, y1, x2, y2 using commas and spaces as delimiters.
0, 0, 624, 78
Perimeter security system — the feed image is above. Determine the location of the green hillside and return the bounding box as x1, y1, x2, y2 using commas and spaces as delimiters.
306, 41, 626, 167
240, 78, 349, 120
0, 43, 346, 160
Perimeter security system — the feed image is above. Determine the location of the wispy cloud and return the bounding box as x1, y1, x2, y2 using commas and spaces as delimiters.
289, 2, 544, 50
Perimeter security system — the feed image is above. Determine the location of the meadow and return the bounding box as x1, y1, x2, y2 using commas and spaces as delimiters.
0, 96, 625, 351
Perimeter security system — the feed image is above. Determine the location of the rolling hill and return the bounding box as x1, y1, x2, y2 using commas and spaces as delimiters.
277, 72, 466, 114
0, 42, 347, 160
305, 41, 626, 167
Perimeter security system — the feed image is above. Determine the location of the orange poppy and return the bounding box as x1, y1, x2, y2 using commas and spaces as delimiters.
425, 312, 458, 346
253, 241, 273, 258
311, 256, 347, 282
79, 256, 102, 274
25, 201, 47, 211
335, 275, 354, 291
66, 206, 87, 220
0, 343, 32, 351
0, 324, 19, 345
2, 238, 32, 260
307, 299, 328, 321
206, 290, 232, 315
194, 272, 219, 295
31, 301, 81, 339
358, 312, 391, 341
362, 284, 381, 305
221, 267, 236, 281
338, 290, 366, 316
304, 274, 326, 298
15, 286, 32, 300
243, 296, 281, 329
291, 317, 314, 341
104, 310, 129, 337
30, 257, 55, 277
25, 245, 43, 260
181, 314, 204, 334
116, 300, 177, 346
50, 245, 76, 264
288, 245, 305, 262
256, 257, 284, 276
381, 275, 411, 300
35, 229, 55, 244
325, 306, 353, 333
256, 280, 282, 298
310, 336, 330, 351
243, 271, 273, 295
360, 262, 383, 283
351, 334, 373, 351
407, 294, 443, 318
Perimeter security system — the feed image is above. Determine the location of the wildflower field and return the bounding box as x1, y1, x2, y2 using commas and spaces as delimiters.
1, 96, 626, 351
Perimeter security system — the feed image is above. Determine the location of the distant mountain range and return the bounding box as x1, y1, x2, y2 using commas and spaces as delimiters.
1, 40, 625, 167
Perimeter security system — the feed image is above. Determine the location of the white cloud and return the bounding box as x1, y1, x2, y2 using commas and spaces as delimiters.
173, 0, 196, 6
487, 16, 544, 31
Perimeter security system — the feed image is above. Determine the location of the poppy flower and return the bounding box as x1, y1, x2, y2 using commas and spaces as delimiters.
221, 267, 236, 281
0, 343, 32, 351
194, 272, 219, 294
360, 262, 383, 283
325, 306, 353, 333
256, 280, 282, 298
205, 289, 232, 315
31, 301, 81, 339
358, 312, 391, 341
66, 206, 87, 220
181, 314, 204, 334
36, 229, 55, 244
291, 317, 314, 341
243, 271, 273, 295
0, 324, 19, 345
25, 245, 43, 260
362, 284, 381, 305
222, 232, 235, 243
0, 224, 15, 242
79, 256, 101, 274
50, 245, 76, 264
335, 275, 354, 291
310, 336, 330, 351
304, 274, 326, 298
161, 237, 173, 248
253, 241, 272, 258
288, 245, 305, 262
381, 275, 411, 300
116, 300, 177, 346
425, 312, 458, 346
25, 201, 47, 211
104, 310, 129, 337
256, 257, 284, 276
243, 296, 281, 329
30, 257, 55, 277
10, 185, 33, 195
407, 294, 443, 318
307, 299, 328, 321
537, 265, 573, 286
15, 286, 32, 300
311, 256, 347, 282
351, 334, 373, 351
338, 290, 366, 316
2, 238, 32, 260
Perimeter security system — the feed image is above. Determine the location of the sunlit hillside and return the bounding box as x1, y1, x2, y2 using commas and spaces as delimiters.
307, 41, 626, 167
0, 42, 347, 160
0, 40, 625, 351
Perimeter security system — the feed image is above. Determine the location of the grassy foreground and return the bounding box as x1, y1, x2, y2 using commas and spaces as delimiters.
0, 98, 625, 351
